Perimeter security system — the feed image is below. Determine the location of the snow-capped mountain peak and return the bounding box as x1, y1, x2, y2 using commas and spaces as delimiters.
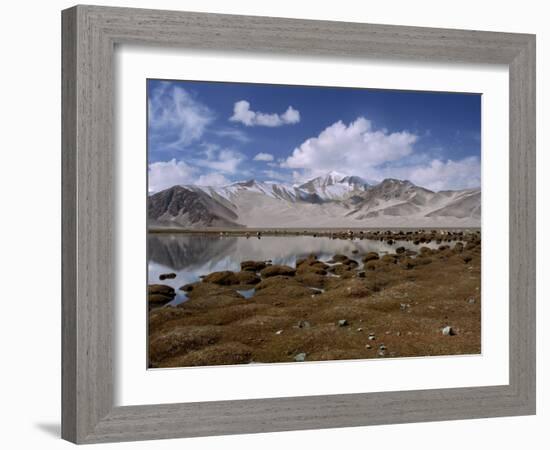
298, 172, 370, 200
148, 172, 481, 229
339, 175, 370, 188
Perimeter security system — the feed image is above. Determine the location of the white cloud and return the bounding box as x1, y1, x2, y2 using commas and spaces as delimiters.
282, 116, 479, 191
283, 117, 417, 178
253, 152, 275, 162
230, 100, 300, 127
262, 169, 293, 182
148, 159, 196, 193
195, 148, 244, 174
381, 156, 481, 191
214, 127, 250, 143
148, 158, 235, 192
196, 173, 231, 187
281, 106, 300, 124
148, 83, 214, 148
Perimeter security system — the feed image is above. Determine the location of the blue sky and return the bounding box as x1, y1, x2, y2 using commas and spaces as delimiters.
147, 78, 481, 193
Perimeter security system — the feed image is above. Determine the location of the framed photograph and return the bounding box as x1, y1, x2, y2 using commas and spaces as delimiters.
62, 5, 536, 444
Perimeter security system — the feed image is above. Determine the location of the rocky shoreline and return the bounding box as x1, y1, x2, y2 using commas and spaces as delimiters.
148, 229, 481, 368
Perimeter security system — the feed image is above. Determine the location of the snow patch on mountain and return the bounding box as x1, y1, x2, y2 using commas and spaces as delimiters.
148, 172, 481, 228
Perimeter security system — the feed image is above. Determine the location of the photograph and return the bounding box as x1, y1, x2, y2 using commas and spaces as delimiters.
146, 79, 482, 368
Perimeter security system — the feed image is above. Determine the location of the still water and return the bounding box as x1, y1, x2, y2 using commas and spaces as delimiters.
148, 233, 441, 305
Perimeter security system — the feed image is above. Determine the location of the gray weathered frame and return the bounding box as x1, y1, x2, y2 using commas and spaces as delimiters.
61, 4, 536, 444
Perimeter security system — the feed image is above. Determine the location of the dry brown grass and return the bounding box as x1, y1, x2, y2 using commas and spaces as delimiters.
148, 233, 481, 368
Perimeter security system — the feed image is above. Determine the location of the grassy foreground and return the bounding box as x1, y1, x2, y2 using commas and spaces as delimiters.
148, 230, 481, 368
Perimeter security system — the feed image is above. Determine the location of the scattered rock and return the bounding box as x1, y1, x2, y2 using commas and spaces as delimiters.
294, 352, 307, 362
338, 319, 349, 327
357, 327, 363, 332
357, 271, 366, 278
159, 272, 176, 280
297, 320, 311, 329
275, 330, 283, 335
442, 326, 456, 336
462, 255, 473, 263
400, 303, 410, 311
395, 246, 406, 254
368, 335, 376, 341
366, 344, 372, 349
468, 297, 476, 304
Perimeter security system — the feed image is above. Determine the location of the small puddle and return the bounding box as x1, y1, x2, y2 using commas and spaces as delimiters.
165, 291, 189, 307
237, 288, 256, 299
308, 287, 325, 294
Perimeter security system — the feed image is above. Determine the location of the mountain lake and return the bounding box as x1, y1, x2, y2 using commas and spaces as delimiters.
148, 233, 446, 306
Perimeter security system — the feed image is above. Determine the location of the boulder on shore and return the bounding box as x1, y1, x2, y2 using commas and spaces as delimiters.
365, 260, 378, 271
148, 284, 175, 296
202, 271, 240, 285
148, 294, 174, 305
296, 258, 328, 275
329, 254, 350, 263
260, 265, 296, 278
148, 284, 175, 305
235, 271, 261, 285
362, 252, 379, 263
255, 276, 295, 291
240, 260, 267, 272
203, 270, 261, 286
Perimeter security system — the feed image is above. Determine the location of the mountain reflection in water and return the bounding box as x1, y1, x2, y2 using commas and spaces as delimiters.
148, 233, 440, 298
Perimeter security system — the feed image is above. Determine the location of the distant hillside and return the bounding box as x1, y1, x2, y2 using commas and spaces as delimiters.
148, 173, 481, 228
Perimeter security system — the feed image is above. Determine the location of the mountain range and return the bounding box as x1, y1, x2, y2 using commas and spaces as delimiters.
148, 171, 481, 228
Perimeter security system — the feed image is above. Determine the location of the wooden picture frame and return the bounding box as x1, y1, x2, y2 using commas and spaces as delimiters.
61, 5, 536, 443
